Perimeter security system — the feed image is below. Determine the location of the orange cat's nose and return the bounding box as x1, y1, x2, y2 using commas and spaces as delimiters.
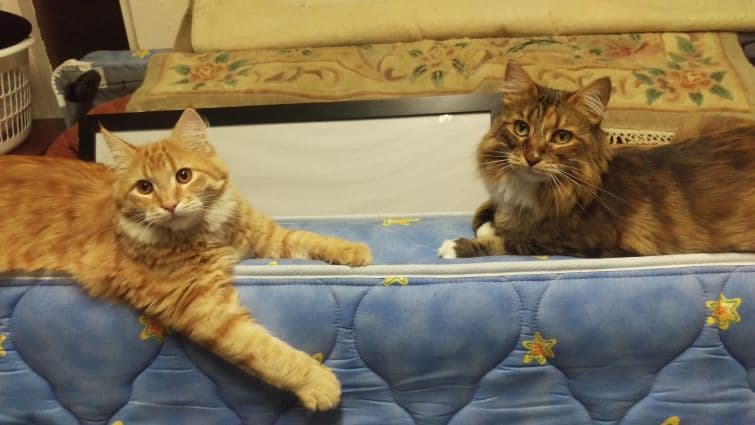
162, 202, 178, 213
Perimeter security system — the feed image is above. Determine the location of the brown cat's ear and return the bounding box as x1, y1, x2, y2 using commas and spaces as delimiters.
101, 125, 136, 172
171, 108, 213, 153
502, 61, 538, 102
567, 77, 611, 125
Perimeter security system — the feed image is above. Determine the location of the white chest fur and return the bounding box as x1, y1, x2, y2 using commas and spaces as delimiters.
488, 173, 541, 211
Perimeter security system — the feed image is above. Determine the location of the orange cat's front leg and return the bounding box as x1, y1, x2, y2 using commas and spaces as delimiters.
277, 229, 372, 266
132, 268, 341, 411
242, 205, 372, 266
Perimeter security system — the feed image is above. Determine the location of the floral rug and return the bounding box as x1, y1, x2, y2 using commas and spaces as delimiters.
128, 32, 755, 134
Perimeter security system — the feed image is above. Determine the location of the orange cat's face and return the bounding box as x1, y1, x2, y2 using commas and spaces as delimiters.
103, 109, 231, 236
478, 61, 613, 210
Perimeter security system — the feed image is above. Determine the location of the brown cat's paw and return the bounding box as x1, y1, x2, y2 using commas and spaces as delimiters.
475, 221, 496, 238
332, 242, 372, 267
437, 238, 477, 259
294, 363, 342, 411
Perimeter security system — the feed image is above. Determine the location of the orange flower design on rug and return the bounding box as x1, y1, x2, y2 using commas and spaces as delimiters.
705, 294, 742, 330
522, 332, 557, 365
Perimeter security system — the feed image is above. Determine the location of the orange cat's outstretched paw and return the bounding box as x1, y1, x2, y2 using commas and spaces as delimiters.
333, 242, 372, 267
294, 363, 342, 411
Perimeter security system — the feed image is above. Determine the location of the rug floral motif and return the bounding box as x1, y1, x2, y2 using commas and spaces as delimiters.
130, 32, 754, 119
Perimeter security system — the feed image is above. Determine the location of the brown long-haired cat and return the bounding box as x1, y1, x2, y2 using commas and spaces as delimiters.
439, 61, 755, 258
0, 109, 373, 411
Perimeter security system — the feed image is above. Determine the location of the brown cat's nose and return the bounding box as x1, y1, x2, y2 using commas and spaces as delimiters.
524, 154, 541, 167
161, 202, 178, 213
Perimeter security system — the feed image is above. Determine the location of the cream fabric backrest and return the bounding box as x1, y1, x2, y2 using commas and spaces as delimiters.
181, 0, 755, 52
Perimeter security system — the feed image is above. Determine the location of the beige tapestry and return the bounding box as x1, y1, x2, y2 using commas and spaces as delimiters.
186, 0, 755, 52
129, 32, 755, 133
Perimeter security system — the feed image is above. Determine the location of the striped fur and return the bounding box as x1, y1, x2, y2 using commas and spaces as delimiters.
0, 109, 372, 411
439, 61, 755, 258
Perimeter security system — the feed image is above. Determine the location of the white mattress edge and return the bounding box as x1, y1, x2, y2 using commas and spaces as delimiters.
3, 253, 754, 282
272, 211, 471, 220
233, 253, 755, 280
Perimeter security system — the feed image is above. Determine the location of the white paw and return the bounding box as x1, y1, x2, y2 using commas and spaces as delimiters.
475, 221, 496, 238
437, 239, 458, 259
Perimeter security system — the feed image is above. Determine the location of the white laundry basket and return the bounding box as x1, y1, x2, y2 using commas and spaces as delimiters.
0, 37, 34, 154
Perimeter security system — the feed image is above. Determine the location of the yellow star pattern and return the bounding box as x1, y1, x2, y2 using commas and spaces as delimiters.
383, 276, 409, 286
705, 293, 742, 330
131, 49, 151, 58
522, 332, 557, 365
661, 416, 680, 425
139, 315, 166, 343
0, 334, 6, 358
382, 217, 421, 227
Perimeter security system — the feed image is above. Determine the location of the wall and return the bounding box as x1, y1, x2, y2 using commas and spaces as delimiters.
0, 0, 61, 118
119, 0, 189, 49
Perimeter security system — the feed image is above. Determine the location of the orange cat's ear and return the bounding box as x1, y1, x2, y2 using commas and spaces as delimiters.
171, 108, 213, 153
101, 125, 136, 172
567, 77, 611, 125
502, 61, 538, 102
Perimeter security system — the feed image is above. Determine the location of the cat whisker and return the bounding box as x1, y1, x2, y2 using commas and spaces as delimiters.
555, 170, 618, 218
479, 159, 511, 166
559, 164, 624, 204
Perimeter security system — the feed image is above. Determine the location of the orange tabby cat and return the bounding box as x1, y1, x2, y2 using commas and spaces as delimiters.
439, 61, 755, 258
0, 109, 373, 411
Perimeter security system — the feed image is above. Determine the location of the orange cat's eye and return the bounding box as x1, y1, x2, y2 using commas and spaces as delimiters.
136, 180, 153, 194
176, 168, 192, 184
513, 120, 530, 136
553, 130, 572, 144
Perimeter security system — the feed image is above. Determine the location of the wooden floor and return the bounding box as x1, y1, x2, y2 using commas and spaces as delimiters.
7, 119, 67, 156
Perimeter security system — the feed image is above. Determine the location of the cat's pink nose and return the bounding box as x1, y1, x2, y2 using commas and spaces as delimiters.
161, 202, 178, 213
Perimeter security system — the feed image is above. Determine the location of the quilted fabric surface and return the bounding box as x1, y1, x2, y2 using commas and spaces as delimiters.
1, 215, 754, 425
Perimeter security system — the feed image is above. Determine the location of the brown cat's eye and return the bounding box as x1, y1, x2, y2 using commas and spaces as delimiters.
553, 130, 572, 144
176, 168, 192, 184
513, 120, 530, 137
136, 180, 153, 195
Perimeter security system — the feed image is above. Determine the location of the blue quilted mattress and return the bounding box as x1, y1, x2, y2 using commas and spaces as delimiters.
1, 215, 754, 425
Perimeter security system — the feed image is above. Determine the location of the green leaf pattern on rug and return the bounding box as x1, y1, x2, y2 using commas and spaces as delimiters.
412, 64, 427, 80
710, 84, 733, 100
507, 38, 560, 53
633, 71, 653, 85
677, 36, 696, 54
646, 88, 663, 105
431, 69, 445, 86
689, 92, 703, 106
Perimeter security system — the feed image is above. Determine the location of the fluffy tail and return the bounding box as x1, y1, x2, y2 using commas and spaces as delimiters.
672, 114, 755, 143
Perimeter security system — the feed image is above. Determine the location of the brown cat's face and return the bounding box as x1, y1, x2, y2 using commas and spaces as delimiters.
478, 61, 612, 211
102, 109, 232, 238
